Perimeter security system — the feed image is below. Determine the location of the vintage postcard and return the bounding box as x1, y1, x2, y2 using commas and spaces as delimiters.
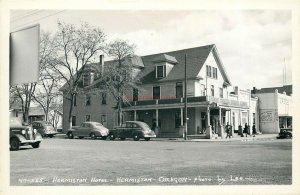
1, 0, 300, 195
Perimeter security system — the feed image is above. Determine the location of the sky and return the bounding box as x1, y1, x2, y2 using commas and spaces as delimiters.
11, 10, 292, 90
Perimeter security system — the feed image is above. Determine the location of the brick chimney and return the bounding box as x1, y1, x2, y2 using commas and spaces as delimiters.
99, 54, 104, 74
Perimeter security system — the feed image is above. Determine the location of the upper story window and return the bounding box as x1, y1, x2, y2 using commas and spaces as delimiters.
153, 86, 161, 99
206, 65, 212, 77
211, 85, 214, 97
86, 95, 91, 106
176, 82, 183, 98
219, 87, 223, 98
82, 72, 95, 86
101, 92, 107, 104
213, 67, 218, 79
156, 65, 166, 78
73, 94, 77, 107
133, 88, 138, 101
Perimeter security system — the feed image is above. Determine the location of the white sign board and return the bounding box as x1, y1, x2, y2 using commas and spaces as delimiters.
10, 24, 40, 85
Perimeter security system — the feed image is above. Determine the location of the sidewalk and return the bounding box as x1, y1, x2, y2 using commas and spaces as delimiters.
152, 134, 279, 142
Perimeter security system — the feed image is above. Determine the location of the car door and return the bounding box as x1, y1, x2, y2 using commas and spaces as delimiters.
131, 123, 140, 137
77, 123, 86, 136
118, 124, 127, 138
125, 122, 133, 138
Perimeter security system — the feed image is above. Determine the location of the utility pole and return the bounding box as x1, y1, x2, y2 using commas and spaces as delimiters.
184, 54, 188, 140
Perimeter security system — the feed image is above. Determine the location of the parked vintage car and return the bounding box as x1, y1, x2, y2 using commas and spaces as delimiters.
10, 118, 43, 151
277, 128, 292, 139
66, 122, 109, 140
31, 121, 58, 138
109, 121, 156, 141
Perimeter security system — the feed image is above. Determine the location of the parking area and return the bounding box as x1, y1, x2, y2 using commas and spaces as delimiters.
10, 137, 292, 185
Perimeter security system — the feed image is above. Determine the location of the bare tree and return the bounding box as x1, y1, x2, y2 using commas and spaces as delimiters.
94, 39, 137, 125
49, 21, 106, 128
32, 32, 62, 122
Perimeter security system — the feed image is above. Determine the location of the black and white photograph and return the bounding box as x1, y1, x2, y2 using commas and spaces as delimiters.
1, 0, 300, 194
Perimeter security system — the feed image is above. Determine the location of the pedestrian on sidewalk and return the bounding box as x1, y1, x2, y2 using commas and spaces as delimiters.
225, 122, 231, 139
243, 123, 249, 137
252, 125, 257, 137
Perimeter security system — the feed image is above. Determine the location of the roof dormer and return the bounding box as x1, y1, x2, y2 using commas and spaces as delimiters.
153, 54, 177, 79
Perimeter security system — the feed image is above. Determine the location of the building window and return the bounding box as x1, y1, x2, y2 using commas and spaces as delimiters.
133, 88, 138, 101
73, 94, 77, 107
86, 95, 91, 106
153, 86, 160, 99
85, 115, 91, 122
102, 92, 107, 104
176, 82, 183, 98
72, 116, 76, 126
213, 67, 218, 79
83, 73, 90, 86
101, 114, 107, 125
15, 111, 18, 117
175, 112, 182, 128
201, 84, 206, 96
211, 85, 214, 96
219, 88, 223, 98
156, 65, 165, 78
206, 65, 212, 77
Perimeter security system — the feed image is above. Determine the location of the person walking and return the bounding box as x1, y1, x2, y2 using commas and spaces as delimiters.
252, 125, 257, 137
225, 122, 231, 139
243, 123, 249, 137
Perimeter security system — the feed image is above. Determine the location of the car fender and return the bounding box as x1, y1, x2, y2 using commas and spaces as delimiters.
10, 134, 27, 143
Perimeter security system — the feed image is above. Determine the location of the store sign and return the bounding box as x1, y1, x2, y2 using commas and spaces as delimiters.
260, 110, 274, 122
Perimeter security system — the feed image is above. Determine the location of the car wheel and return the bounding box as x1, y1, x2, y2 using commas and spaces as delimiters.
101, 136, 107, 140
145, 137, 150, 141
120, 137, 125, 141
109, 134, 116, 140
90, 133, 96, 140
67, 132, 74, 139
31, 142, 40, 148
10, 137, 20, 151
133, 134, 140, 141
48, 135, 54, 138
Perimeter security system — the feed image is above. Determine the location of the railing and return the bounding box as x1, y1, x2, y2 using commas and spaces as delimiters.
123, 96, 248, 108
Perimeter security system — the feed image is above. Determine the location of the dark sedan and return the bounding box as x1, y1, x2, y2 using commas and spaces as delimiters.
109, 121, 156, 141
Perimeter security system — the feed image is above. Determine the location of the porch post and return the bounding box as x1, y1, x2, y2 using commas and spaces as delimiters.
134, 110, 137, 121
218, 107, 224, 138
180, 108, 183, 126
230, 109, 234, 138
155, 109, 159, 136
206, 105, 212, 139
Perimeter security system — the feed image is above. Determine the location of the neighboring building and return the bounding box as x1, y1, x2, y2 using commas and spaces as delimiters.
252, 86, 293, 134
28, 106, 45, 123
62, 44, 259, 139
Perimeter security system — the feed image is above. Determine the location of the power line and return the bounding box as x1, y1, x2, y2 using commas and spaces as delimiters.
11, 10, 66, 31
11, 10, 44, 22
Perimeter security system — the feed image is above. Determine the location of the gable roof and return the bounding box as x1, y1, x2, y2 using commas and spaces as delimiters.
138, 44, 231, 84
60, 44, 232, 90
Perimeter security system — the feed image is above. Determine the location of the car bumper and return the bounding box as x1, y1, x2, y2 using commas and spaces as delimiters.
19, 134, 43, 144
144, 134, 156, 138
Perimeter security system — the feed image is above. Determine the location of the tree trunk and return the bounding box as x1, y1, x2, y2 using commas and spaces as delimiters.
68, 93, 74, 128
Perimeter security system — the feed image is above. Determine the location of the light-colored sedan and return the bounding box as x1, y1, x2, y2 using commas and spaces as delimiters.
66, 122, 109, 140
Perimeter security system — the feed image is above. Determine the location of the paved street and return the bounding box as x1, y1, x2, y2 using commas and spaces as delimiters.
10, 137, 292, 186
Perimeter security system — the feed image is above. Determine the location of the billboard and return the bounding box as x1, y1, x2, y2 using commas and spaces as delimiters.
10, 24, 40, 85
